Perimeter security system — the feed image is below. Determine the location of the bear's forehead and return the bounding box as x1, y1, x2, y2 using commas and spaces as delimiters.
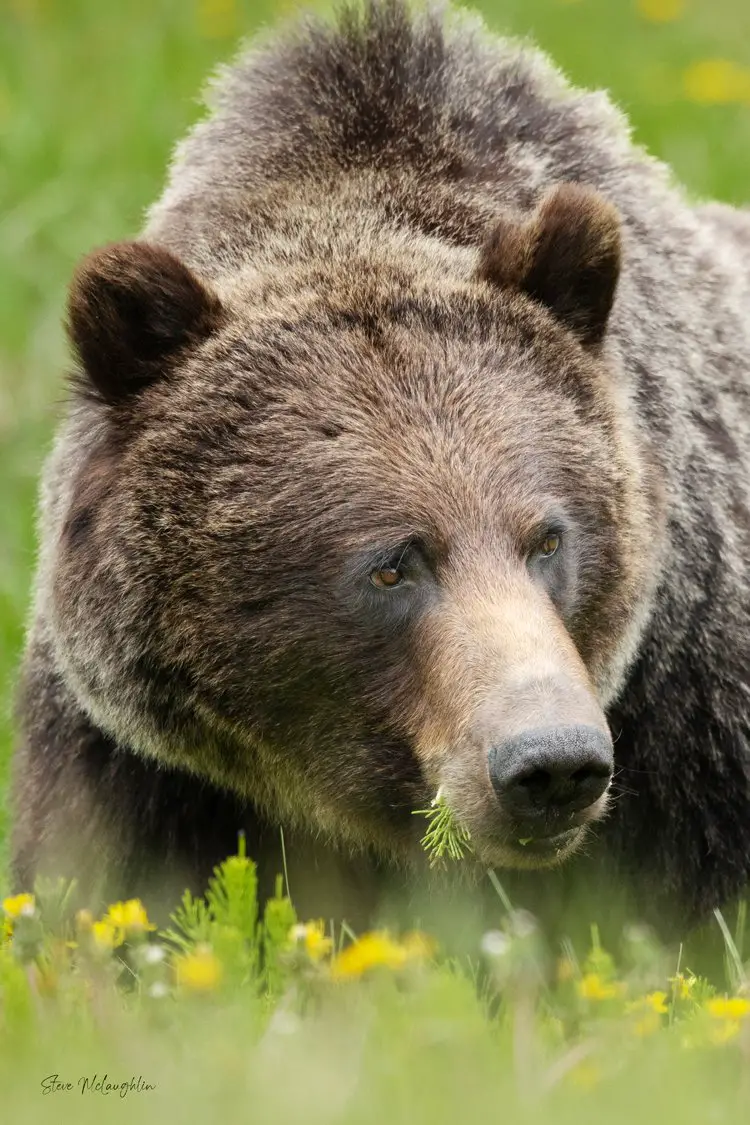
133, 302, 617, 547
129, 283, 618, 545
188, 288, 601, 429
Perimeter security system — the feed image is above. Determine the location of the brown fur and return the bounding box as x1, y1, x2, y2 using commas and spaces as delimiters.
12, 1, 750, 930
14, 232, 657, 894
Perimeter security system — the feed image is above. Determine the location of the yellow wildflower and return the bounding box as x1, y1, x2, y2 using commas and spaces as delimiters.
683, 59, 750, 105
291, 920, 333, 962
706, 997, 750, 1022
331, 931, 410, 979
709, 1020, 742, 1045
91, 920, 118, 950
626, 992, 669, 1037
330, 930, 434, 979
669, 971, 697, 1001
104, 900, 155, 943
2, 893, 35, 921
637, 0, 684, 23
694, 996, 750, 1046
577, 973, 626, 1002
174, 945, 224, 992
643, 991, 668, 1014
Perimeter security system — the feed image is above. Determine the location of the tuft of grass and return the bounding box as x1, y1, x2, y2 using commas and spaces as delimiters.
414, 787, 474, 867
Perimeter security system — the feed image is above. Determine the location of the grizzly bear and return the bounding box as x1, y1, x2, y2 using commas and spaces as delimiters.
11, 0, 750, 930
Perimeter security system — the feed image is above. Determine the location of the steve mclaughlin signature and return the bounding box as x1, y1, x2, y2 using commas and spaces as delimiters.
41, 1073, 156, 1097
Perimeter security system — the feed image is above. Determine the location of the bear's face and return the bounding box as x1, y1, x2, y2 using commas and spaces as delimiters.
52, 185, 663, 871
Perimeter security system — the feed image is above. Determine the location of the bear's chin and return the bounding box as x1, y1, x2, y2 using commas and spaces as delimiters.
476, 825, 587, 871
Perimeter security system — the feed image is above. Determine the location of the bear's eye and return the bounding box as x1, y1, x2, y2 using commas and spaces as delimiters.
370, 567, 404, 589
367, 538, 427, 590
537, 532, 561, 559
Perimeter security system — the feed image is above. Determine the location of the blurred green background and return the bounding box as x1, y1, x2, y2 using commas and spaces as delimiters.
2, 0, 750, 874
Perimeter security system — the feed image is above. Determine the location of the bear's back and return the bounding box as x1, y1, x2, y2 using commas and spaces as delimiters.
146, 0, 667, 258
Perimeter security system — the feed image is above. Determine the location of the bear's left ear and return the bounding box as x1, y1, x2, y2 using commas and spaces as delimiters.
477, 183, 622, 348
67, 240, 225, 404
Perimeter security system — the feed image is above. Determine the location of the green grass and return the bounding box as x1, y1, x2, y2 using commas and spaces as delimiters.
1, 2, 750, 1113
3, 853, 750, 1125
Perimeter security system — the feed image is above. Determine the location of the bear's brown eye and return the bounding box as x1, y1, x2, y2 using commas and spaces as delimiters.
539, 533, 561, 558
370, 567, 404, 589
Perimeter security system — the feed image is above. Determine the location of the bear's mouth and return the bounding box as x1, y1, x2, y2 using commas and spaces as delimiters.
476, 824, 587, 870
509, 826, 583, 857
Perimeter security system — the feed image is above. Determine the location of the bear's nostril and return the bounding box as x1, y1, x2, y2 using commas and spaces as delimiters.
516, 767, 553, 799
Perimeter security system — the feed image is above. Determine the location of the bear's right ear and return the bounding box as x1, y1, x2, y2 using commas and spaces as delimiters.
477, 184, 622, 348
66, 241, 224, 404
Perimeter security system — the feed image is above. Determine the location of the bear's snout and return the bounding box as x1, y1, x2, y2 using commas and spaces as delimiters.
488, 725, 613, 828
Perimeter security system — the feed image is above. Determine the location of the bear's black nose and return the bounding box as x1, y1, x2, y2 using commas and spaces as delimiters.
488, 725, 613, 819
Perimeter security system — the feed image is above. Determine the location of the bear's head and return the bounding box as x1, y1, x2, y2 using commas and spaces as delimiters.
52, 184, 663, 871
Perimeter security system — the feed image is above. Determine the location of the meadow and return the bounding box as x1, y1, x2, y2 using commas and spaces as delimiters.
2, 0, 750, 1119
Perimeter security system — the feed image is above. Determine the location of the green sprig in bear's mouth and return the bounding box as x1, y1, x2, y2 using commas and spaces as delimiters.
413, 787, 474, 868
413, 790, 541, 867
